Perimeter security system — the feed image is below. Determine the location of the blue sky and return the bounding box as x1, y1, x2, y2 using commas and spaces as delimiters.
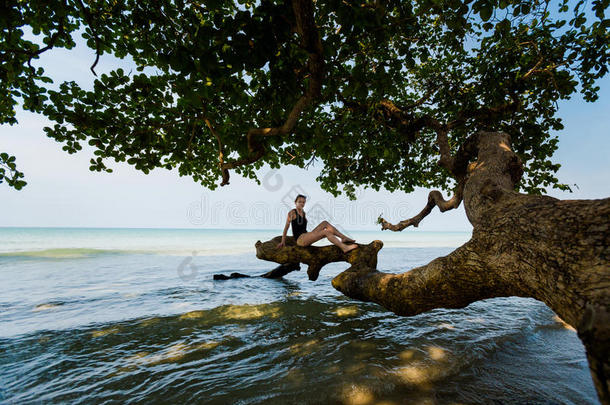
1, 25, 609, 232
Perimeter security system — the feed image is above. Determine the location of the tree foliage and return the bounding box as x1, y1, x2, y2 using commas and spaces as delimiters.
1, 0, 609, 196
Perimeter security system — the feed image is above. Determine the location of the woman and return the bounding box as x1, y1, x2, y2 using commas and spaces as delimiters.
276, 194, 358, 253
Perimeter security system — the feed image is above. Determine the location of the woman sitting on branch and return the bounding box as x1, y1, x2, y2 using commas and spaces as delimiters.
276, 194, 359, 253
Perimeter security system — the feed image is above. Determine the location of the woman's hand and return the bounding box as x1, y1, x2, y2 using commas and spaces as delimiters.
276, 241, 285, 249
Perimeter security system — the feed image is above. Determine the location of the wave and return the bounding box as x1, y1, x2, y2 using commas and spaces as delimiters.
0, 248, 127, 259
0, 247, 254, 259
0, 245, 462, 260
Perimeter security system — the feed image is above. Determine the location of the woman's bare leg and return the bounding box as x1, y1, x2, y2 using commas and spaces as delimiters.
323, 230, 358, 252
296, 229, 326, 246
313, 221, 355, 243
297, 228, 357, 253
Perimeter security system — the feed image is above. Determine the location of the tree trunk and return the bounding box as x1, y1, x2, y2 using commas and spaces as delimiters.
332, 132, 610, 404
252, 132, 608, 402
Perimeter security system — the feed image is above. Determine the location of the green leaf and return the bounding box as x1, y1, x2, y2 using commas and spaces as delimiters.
480, 6, 493, 21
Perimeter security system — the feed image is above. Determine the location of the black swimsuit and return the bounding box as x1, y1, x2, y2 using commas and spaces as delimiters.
291, 209, 307, 241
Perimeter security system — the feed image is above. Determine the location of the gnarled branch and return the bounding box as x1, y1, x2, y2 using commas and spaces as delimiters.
340, 93, 521, 179
332, 239, 495, 315
433, 125, 455, 171
379, 181, 464, 231
375, 100, 455, 170
255, 236, 383, 281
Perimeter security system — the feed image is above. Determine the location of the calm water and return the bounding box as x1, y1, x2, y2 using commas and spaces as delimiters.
0, 228, 597, 404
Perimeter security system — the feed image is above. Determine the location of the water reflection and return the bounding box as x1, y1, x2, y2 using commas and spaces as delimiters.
335, 305, 360, 317
91, 326, 120, 338
0, 295, 596, 404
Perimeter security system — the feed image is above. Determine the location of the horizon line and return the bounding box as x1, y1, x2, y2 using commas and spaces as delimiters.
0, 225, 472, 233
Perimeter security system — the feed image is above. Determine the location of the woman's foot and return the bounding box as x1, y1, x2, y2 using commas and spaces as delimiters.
342, 244, 358, 253
341, 237, 356, 244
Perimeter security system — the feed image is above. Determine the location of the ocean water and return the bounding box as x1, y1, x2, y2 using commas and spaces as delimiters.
0, 227, 598, 404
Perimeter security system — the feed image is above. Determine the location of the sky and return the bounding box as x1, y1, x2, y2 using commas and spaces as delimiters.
1, 21, 609, 232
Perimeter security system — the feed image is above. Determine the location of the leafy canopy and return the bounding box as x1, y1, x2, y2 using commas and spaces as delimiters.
1, 0, 608, 196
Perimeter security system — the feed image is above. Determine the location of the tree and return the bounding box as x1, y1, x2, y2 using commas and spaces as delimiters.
1, 0, 609, 401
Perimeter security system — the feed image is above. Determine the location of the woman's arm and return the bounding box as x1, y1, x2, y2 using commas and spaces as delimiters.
277, 211, 293, 248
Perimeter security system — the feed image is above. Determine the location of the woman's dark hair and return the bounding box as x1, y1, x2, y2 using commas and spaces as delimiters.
294, 194, 307, 202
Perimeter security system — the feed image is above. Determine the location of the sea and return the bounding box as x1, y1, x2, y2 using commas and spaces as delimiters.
0, 227, 598, 404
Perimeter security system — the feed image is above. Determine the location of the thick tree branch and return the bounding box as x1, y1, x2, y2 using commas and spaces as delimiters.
218, 0, 325, 185
332, 240, 496, 315
378, 181, 464, 231
451, 131, 482, 179
255, 236, 383, 281
339, 96, 519, 176
376, 99, 456, 170
433, 126, 455, 171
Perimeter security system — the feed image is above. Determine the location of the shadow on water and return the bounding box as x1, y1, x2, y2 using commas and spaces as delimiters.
0, 295, 597, 405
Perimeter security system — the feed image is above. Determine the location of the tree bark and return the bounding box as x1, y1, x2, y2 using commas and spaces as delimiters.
255, 236, 383, 281
253, 131, 608, 402
332, 131, 610, 404
213, 262, 301, 280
